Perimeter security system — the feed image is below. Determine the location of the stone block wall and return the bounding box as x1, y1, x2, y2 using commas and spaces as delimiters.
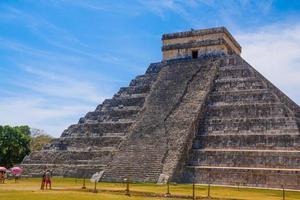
162, 27, 241, 60
183, 54, 300, 189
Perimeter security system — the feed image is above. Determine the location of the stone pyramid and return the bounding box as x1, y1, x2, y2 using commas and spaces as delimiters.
22, 27, 300, 189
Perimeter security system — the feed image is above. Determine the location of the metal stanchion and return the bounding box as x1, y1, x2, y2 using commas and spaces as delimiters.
207, 183, 211, 198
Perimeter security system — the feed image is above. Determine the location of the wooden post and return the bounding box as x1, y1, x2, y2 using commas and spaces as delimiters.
282, 185, 285, 200
166, 181, 171, 196
125, 179, 130, 196
93, 180, 97, 193
208, 169, 211, 199
82, 177, 86, 189
192, 180, 195, 200
208, 183, 211, 198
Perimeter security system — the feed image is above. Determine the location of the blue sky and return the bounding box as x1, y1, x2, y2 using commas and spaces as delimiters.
0, 0, 300, 137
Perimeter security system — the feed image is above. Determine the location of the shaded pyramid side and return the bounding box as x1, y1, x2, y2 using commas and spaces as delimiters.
182, 54, 300, 189
21, 62, 165, 177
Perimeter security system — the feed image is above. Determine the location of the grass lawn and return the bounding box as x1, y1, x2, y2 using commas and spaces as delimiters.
0, 178, 300, 200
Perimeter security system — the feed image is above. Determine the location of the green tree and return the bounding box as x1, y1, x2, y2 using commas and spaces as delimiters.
30, 134, 53, 151
0, 125, 31, 168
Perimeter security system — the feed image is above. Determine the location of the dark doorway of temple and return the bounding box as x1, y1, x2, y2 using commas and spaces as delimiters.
192, 50, 198, 59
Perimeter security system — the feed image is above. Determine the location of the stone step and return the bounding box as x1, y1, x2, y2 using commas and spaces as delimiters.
101, 96, 146, 108
104, 106, 141, 112
44, 135, 125, 150
195, 148, 300, 153
66, 146, 117, 152
23, 150, 114, 165
145, 62, 165, 74
118, 85, 151, 96
62, 122, 133, 137
129, 74, 158, 87
115, 93, 148, 98
183, 166, 300, 189
193, 134, 300, 150
21, 163, 107, 178
101, 132, 126, 137
206, 103, 291, 118
221, 55, 244, 66
213, 77, 265, 91
84, 107, 140, 122
188, 149, 300, 168
72, 159, 111, 165
187, 165, 300, 171
218, 67, 254, 79
215, 77, 260, 83
102, 145, 165, 182
210, 89, 268, 95
21, 163, 107, 167
219, 65, 247, 71
199, 117, 298, 135
209, 89, 277, 104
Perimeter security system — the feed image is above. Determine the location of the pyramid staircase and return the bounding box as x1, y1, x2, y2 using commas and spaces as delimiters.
102, 56, 221, 182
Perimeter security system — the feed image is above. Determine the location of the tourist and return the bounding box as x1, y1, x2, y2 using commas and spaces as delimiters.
45, 169, 52, 190
3, 171, 7, 183
14, 173, 20, 183
40, 170, 46, 190
0, 171, 4, 183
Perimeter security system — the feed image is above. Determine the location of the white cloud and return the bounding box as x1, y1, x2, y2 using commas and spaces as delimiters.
0, 96, 94, 137
237, 23, 300, 105
137, 0, 197, 22
0, 61, 113, 137
0, 62, 112, 137
18, 65, 107, 103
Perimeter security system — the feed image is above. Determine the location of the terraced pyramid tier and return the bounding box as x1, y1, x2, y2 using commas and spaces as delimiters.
181, 54, 300, 189
21, 62, 164, 178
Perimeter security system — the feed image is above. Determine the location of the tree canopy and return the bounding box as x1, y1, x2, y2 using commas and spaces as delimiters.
0, 125, 31, 168
30, 130, 53, 152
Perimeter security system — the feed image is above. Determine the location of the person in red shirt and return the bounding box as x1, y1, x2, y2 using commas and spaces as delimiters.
45, 170, 52, 190
40, 170, 46, 190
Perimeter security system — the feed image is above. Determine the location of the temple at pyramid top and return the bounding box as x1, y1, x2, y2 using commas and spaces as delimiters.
162, 27, 242, 60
